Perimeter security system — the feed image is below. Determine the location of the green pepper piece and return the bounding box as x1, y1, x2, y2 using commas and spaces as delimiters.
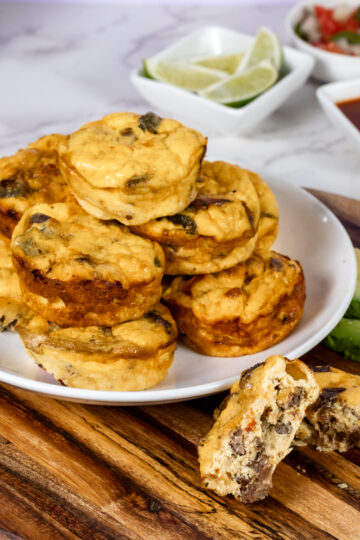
330, 31, 360, 44
294, 22, 308, 41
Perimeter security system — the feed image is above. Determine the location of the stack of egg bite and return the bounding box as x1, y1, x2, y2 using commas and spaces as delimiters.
0, 112, 305, 391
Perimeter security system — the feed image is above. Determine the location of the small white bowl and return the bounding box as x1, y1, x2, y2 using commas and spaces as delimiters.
317, 79, 360, 148
286, 0, 360, 82
130, 26, 314, 136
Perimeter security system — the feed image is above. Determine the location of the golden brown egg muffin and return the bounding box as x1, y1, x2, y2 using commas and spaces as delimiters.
294, 365, 360, 452
16, 303, 177, 391
0, 231, 25, 330
59, 112, 207, 226
163, 251, 305, 357
132, 161, 264, 275
11, 201, 165, 327
199, 356, 319, 503
0, 134, 71, 238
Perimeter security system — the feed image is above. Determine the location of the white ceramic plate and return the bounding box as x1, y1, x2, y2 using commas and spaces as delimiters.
0, 167, 356, 405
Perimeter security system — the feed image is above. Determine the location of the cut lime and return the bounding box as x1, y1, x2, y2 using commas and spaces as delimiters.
194, 53, 243, 74
201, 60, 277, 107
238, 27, 283, 72
143, 58, 225, 91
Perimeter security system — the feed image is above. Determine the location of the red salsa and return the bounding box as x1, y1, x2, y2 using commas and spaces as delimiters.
337, 97, 360, 130
296, 4, 360, 56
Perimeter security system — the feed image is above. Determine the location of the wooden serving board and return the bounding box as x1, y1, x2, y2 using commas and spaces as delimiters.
0, 190, 359, 540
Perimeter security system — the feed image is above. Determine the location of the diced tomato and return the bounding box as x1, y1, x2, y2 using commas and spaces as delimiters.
313, 41, 355, 55
314, 6, 341, 41
340, 15, 359, 33
314, 4, 359, 41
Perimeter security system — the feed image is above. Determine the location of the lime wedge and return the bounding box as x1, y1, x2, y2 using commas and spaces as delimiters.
238, 27, 283, 72
201, 60, 277, 107
194, 53, 243, 74
143, 58, 225, 91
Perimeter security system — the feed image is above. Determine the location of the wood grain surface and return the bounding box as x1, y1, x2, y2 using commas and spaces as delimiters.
0, 191, 359, 540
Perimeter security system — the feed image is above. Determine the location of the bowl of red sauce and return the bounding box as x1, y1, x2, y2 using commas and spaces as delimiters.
317, 79, 360, 147
286, 1, 360, 81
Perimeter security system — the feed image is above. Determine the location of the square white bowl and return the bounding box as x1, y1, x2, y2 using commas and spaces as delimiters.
317, 79, 360, 148
286, 0, 360, 82
130, 26, 314, 136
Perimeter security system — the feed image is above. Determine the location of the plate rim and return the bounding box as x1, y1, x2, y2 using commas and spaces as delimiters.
0, 168, 356, 404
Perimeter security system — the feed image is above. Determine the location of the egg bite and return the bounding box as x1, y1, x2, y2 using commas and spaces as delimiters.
16, 303, 177, 391
11, 201, 165, 327
199, 356, 319, 503
59, 112, 207, 226
133, 161, 278, 275
163, 250, 305, 357
295, 365, 360, 452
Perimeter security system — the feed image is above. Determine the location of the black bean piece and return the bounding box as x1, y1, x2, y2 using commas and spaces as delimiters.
126, 174, 149, 189
29, 213, 50, 224
0, 176, 28, 198
144, 310, 173, 335
138, 112, 162, 133
75, 255, 95, 266
190, 195, 231, 210
270, 257, 284, 271
318, 387, 346, 406
154, 256, 162, 268
121, 128, 134, 136
310, 365, 331, 373
241, 362, 265, 382
165, 214, 197, 234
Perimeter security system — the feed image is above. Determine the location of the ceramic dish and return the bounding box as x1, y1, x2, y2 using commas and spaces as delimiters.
317, 79, 360, 148
286, 0, 360, 82
130, 26, 314, 135
0, 163, 356, 405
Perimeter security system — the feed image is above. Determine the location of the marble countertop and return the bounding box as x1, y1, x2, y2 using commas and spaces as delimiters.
0, 1, 359, 200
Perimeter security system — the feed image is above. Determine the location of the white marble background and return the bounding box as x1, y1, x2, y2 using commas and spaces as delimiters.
0, 1, 359, 199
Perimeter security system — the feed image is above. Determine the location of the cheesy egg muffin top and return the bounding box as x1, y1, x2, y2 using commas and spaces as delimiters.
132, 161, 261, 245
17, 302, 177, 391
11, 201, 164, 290
60, 112, 207, 225
18, 303, 177, 358
164, 251, 303, 325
